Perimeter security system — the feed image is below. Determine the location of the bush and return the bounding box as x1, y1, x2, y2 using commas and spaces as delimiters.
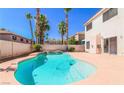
68, 47, 75, 52
33, 44, 41, 52
68, 38, 76, 45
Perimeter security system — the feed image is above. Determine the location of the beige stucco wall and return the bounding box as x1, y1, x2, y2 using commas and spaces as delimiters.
0, 40, 31, 60
0, 34, 12, 41
75, 33, 85, 41
85, 8, 124, 55
42, 45, 85, 52
100, 9, 124, 55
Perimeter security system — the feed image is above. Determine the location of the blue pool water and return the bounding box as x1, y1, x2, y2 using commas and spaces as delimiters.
15, 52, 96, 85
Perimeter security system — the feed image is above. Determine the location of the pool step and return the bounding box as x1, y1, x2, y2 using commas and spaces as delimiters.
66, 66, 83, 83
73, 65, 85, 79
76, 62, 94, 78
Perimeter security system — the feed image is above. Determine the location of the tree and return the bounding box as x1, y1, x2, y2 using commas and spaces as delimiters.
45, 33, 49, 43
39, 14, 50, 44
68, 37, 76, 45
64, 8, 72, 50
26, 13, 34, 46
36, 8, 41, 44
58, 21, 66, 44
45, 33, 49, 40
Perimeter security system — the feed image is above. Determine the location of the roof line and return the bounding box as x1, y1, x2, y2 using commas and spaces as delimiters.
84, 8, 110, 26
0, 29, 31, 40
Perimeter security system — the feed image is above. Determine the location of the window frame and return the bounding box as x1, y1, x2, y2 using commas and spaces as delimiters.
86, 22, 92, 31
103, 8, 118, 22
20, 38, 24, 42
86, 41, 90, 49
12, 35, 17, 41
26, 40, 29, 43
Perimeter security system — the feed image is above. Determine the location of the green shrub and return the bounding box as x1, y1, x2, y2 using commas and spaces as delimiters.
68, 38, 76, 45
68, 47, 75, 52
33, 44, 41, 52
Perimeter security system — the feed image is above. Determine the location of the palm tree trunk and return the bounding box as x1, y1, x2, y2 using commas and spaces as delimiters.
36, 8, 40, 44
36, 37, 38, 44
41, 32, 44, 44
61, 34, 63, 45
42, 39, 44, 44
66, 14, 68, 50
29, 20, 34, 51
39, 36, 42, 44
29, 20, 34, 44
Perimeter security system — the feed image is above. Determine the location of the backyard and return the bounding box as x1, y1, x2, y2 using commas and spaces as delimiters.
0, 8, 124, 85
0, 52, 124, 85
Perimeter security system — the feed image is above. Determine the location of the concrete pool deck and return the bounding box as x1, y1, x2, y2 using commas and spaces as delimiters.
69, 53, 124, 85
0, 52, 40, 85
0, 52, 124, 85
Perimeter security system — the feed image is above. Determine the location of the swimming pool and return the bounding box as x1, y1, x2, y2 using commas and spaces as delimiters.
15, 52, 96, 85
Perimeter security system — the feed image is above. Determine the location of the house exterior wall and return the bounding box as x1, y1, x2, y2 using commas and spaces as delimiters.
85, 15, 101, 53
79, 34, 85, 41
0, 40, 32, 60
74, 32, 85, 45
85, 8, 124, 55
75, 33, 85, 41
0, 34, 31, 44
75, 34, 79, 41
0, 34, 12, 41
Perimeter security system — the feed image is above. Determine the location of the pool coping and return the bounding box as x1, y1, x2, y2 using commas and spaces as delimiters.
0, 52, 97, 85
0, 52, 41, 85
1, 52, 124, 85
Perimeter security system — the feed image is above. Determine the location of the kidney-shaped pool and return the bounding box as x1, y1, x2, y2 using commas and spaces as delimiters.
14, 52, 96, 85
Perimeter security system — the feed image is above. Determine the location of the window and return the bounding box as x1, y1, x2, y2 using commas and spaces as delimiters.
86, 41, 90, 49
12, 35, 17, 40
86, 22, 92, 31
81, 41, 85, 45
26, 40, 28, 43
103, 8, 118, 22
20, 38, 23, 42
104, 39, 109, 53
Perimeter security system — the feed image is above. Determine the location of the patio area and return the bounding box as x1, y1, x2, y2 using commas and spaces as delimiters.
70, 53, 124, 84
0, 52, 124, 85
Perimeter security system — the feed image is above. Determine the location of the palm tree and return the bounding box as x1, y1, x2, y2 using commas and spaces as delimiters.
36, 8, 41, 44
26, 13, 34, 46
58, 21, 66, 44
64, 8, 72, 50
45, 33, 49, 43
39, 14, 50, 44
45, 33, 49, 40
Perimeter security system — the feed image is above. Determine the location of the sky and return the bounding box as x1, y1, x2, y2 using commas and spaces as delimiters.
0, 8, 101, 40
